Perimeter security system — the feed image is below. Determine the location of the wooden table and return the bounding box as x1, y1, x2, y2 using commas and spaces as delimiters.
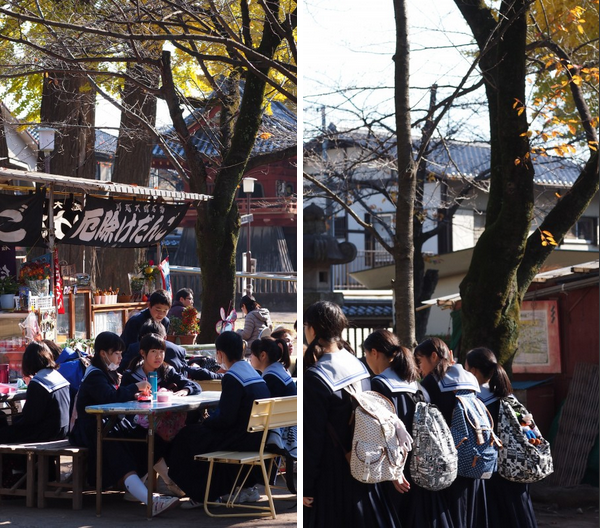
85, 391, 221, 518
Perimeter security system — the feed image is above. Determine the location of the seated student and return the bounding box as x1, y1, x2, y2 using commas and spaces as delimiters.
121, 319, 187, 375
121, 290, 172, 349
167, 288, 194, 320
250, 337, 296, 397
167, 331, 271, 509
69, 331, 179, 517
0, 341, 70, 443
236, 295, 272, 348
121, 333, 200, 396
121, 319, 223, 382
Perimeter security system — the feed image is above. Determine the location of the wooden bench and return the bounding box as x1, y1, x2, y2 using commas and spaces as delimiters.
36, 440, 88, 510
0, 439, 88, 509
194, 395, 297, 519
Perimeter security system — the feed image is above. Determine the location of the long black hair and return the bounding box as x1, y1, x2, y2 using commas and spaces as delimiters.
414, 337, 453, 381
251, 337, 291, 370
128, 333, 168, 375
466, 347, 512, 398
303, 301, 353, 370
363, 329, 418, 382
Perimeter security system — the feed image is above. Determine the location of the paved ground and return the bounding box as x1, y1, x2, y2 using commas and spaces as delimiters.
531, 481, 599, 528
0, 484, 297, 527
0, 481, 597, 527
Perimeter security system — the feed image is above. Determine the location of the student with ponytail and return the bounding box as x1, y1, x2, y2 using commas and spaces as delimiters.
466, 347, 538, 528
415, 337, 488, 528
364, 329, 448, 527
250, 337, 295, 397
303, 301, 401, 528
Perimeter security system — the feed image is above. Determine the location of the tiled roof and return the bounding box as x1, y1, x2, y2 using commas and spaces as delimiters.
305, 131, 583, 188
342, 302, 393, 319
152, 100, 296, 161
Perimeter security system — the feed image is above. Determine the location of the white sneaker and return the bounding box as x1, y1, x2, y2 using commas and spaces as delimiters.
222, 486, 261, 503
180, 498, 203, 510
152, 495, 179, 517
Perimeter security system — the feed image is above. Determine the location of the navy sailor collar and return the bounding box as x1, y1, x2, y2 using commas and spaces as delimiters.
31, 368, 70, 393
477, 383, 500, 405
438, 363, 480, 393
373, 367, 419, 394
309, 349, 370, 392
226, 360, 264, 387
263, 362, 293, 385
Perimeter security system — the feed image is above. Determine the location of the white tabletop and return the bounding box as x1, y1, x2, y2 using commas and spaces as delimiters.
85, 391, 221, 415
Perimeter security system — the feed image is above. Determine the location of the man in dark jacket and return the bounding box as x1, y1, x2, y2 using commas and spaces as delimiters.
167, 288, 194, 320
120, 289, 171, 349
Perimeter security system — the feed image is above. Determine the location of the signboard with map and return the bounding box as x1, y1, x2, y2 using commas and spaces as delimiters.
513, 300, 561, 373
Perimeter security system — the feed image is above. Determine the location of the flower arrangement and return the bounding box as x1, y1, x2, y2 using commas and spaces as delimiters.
170, 305, 200, 336
139, 259, 160, 282
19, 261, 51, 284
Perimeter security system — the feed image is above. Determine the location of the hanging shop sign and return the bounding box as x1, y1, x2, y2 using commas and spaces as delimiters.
61, 195, 190, 248
0, 192, 45, 246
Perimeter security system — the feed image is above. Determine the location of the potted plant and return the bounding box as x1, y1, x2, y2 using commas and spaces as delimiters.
0, 275, 18, 310
167, 305, 199, 345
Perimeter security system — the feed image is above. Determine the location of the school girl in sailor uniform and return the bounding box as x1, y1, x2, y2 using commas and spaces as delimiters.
68, 331, 184, 516
166, 331, 270, 508
466, 347, 538, 528
0, 341, 70, 443
121, 333, 200, 396
303, 302, 402, 528
415, 337, 489, 528
364, 330, 455, 528
250, 336, 296, 398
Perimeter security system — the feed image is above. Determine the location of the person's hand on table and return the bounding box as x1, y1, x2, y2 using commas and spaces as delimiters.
173, 389, 189, 397
136, 380, 151, 393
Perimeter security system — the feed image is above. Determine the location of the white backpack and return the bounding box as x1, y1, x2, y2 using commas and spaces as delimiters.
410, 401, 458, 490
346, 389, 413, 483
497, 396, 553, 483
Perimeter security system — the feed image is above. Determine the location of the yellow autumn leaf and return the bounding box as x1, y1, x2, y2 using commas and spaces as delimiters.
555, 192, 561, 198
577, 24, 584, 34
517, 108, 525, 116
541, 241, 548, 246
571, 75, 582, 86
568, 124, 577, 134
514, 158, 521, 165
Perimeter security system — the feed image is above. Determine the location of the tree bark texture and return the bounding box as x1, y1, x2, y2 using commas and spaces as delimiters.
454, 0, 598, 370
96, 64, 159, 291
40, 71, 96, 281
392, 0, 417, 347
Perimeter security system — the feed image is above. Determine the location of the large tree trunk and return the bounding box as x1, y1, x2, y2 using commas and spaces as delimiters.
96, 64, 159, 291
457, 0, 533, 369
392, 0, 417, 348
40, 71, 96, 276
454, 0, 598, 370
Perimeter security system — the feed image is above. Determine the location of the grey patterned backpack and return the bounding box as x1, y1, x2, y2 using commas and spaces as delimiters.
410, 401, 458, 490
497, 396, 553, 483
